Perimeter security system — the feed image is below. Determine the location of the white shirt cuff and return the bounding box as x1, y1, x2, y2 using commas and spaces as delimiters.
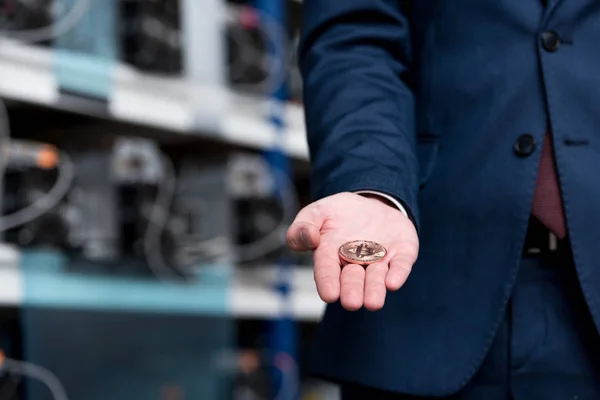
355, 190, 409, 218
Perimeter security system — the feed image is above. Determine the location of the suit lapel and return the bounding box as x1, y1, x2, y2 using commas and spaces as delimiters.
540, 0, 563, 25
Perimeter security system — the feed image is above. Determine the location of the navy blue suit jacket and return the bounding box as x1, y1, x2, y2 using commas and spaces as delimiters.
300, 0, 600, 396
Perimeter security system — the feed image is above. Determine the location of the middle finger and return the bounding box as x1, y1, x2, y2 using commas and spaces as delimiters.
340, 264, 366, 311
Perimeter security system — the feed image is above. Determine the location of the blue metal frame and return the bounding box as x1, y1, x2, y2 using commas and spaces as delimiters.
254, 0, 298, 398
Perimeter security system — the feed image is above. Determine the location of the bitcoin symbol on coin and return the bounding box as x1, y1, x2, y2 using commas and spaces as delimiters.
338, 240, 387, 266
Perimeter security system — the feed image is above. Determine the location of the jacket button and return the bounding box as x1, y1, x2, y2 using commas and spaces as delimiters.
541, 30, 561, 52
514, 134, 536, 157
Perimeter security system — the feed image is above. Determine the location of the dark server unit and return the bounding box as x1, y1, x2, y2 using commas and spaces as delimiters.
230, 154, 285, 265
62, 140, 218, 279
228, 153, 312, 267
160, 152, 308, 268
225, 0, 302, 99
2, 149, 125, 269
1, 138, 215, 280
166, 155, 234, 270
119, 0, 183, 75
1, 164, 71, 251
2, 138, 309, 276
225, 0, 269, 95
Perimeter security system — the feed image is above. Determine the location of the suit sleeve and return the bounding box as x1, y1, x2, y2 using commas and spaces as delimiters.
355, 191, 409, 217
299, 0, 420, 228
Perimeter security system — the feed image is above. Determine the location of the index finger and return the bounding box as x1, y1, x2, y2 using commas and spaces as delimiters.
313, 241, 342, 303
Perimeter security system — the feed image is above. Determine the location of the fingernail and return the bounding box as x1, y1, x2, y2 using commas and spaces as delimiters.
300, 228, 311, 248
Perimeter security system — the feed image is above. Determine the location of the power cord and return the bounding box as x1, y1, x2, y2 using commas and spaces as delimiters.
0, 101, 74, 233
0, 0, 92, 43
143, 154, 181, 281
0, 351, 68, 400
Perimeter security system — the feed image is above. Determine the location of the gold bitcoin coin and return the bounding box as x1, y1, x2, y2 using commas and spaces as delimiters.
338, 240, 387, 266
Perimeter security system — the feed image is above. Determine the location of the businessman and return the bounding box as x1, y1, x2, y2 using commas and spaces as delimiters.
286, 1, 600, 399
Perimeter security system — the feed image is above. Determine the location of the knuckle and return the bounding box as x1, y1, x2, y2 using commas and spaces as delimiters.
314, 268, 337, 285
311, 200, 325, 221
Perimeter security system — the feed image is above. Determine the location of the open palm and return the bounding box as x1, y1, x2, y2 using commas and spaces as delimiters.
286, 192, 419, 311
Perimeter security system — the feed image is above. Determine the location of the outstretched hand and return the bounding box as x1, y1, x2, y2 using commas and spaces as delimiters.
286, 192, 419, 311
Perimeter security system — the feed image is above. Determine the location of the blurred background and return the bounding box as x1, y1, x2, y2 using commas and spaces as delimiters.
0, 0, 334, 399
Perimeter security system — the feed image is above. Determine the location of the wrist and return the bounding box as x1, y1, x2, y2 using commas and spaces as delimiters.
357, 192, 401, 210
353, 190, 417, 233
354, 191, 408, 216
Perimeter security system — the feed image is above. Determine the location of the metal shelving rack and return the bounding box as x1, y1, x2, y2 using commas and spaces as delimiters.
0, 1, 327, 397
0, 0, 323, 321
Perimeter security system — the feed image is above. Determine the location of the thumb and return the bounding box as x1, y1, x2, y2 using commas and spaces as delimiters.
286, 202, 324, 251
